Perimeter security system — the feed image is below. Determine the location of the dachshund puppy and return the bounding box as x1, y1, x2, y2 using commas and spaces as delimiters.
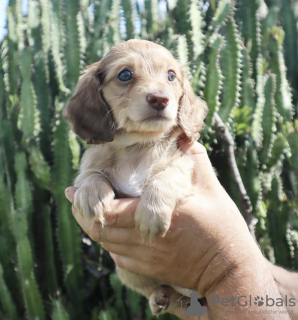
64, 39, 207, 315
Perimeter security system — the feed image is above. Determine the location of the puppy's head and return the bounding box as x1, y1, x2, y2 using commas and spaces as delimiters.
63, 39, 207, 144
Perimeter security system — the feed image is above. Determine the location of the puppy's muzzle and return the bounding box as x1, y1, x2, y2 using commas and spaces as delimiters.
147, 93, 169, 111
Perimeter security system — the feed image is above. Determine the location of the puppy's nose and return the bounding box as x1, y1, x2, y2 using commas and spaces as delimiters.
147, 93, 169, 110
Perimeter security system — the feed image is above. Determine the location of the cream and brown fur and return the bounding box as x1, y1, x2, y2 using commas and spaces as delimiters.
63, 39, 207, 315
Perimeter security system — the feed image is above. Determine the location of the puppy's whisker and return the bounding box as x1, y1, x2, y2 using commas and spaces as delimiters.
175, 119, 182, 127
101, 109, 114, 126
119, 106, 133, 116
136, 86, 149, 92
122, 96, 132, 102
105, 96, 121, 104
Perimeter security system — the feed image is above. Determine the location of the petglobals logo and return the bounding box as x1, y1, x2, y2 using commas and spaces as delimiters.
210, 295, 296, 308
178, 291, 208, 317
177, 292, 296, 318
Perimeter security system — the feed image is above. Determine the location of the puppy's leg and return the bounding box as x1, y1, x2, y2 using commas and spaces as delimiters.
117, 267, 189, 316
135, 154, 193, 243
73, 174, 114, 225
149, 285, 190, 316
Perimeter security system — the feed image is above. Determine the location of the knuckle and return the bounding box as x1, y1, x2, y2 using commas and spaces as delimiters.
113, 255, 124, 268
101, 242, 109, 251
194, 142, 207, 154
105, 211, 118, 226
89, 224, 102, 242
89, 233, 100, 242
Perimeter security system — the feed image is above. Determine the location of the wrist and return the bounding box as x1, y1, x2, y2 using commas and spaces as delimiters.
196, 247, 291, 319
196, 235, 263, 297
205, 251, 265, 298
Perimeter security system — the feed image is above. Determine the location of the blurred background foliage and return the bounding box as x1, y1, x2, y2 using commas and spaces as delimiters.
0, 0, 298, 319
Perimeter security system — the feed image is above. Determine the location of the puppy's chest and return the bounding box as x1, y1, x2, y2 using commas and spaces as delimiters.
108, 158, 152, 198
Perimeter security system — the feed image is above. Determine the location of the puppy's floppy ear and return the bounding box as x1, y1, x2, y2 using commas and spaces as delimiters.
63, 62, 115, 144
178, 73, 208, 142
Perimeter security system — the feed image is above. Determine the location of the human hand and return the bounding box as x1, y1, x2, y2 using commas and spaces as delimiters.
65, 140, 287, 319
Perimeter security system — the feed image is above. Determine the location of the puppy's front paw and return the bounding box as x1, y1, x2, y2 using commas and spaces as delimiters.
135, 200, 172, 244
73, 184, 114, 225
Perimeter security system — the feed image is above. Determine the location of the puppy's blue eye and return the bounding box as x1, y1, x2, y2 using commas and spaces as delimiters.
167, 70, 176, 82
118, 70, 133, 82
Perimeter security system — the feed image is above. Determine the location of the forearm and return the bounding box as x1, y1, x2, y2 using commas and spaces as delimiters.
201, 246, 291, 319
268, 260, 298, 319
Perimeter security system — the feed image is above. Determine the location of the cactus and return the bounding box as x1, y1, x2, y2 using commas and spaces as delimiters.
189, 0, 204, 59
240, 46, 255, 111
0, 263, 17, 319
241, 141, 262, 215
144, 0, 159, 36
37, 205, 59, 295
0, 0, 297, 318
27, 0, 54, 155
14, 152, 46, 320
280, 0, 298, 89
251, 56, 266, 147
62, 0, 81, 88
218, 17, 242, 122
267, 175, 290, 266
18, 48, 40, 142
121, 0, 136, 40
267, 27, 292, 121
209, 0, 232, 33
288, 132, 298, 197
0, 149, 19, 318
203, 35, 223, 125
39, 0, 51, 75
52, 107, 84, 317
3, 9, 19, 96
236, 0, 261, 76
105, 0, 121, 48
267, 133, 290, 169
176, 34, 189, 73
259, 74, 276, 165
52, 299, 70, 320
49, 0, 69, 93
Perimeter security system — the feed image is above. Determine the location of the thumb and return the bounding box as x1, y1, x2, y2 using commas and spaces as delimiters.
65, 187, 77, 203
178, 140, 220, 189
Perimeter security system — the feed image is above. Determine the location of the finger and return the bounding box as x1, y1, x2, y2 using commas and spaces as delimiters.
178, 136, 207, 155
102, 242, 152, 261
100, 227, 142, 244
178, 140, 220, 189
71, 199, 141, 243
65, 186, 77, 202
65, 186, 138, 228
105, 198, 139, 228
109, 253, 155, 279
71, 206, 103, 240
